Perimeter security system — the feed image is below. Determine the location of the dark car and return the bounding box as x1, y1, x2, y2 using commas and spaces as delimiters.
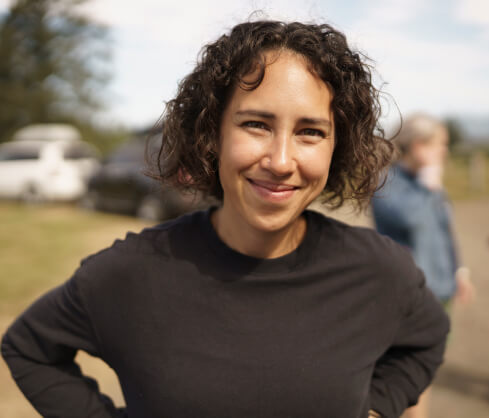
82, 137, 207, 221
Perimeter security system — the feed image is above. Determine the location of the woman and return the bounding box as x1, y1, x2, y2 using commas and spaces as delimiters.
2, 20, 449, 418
372, 114, 474, 418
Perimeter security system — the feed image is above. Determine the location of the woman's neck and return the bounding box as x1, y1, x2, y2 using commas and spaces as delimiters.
210, 208, 307, 259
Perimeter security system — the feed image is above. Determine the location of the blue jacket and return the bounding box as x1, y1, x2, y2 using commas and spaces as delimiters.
372, 164, 458, 301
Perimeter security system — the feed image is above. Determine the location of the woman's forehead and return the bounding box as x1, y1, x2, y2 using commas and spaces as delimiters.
226, 51, 334, 120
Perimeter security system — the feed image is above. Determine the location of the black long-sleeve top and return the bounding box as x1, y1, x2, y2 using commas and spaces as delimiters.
2, 209, 449, 418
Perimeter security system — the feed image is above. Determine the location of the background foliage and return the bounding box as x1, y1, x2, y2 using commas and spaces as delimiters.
0, 0, 128, 152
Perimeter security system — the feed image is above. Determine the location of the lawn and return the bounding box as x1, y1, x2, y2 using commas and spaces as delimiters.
0, 202, 151, 315
445, 153, 489, 200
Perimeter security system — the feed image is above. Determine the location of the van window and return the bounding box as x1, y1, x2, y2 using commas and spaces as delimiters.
0, 148, 40, 161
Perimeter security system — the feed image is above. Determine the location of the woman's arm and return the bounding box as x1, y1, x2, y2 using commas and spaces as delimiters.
369, 269, 450, 418
1, 276, 125, 417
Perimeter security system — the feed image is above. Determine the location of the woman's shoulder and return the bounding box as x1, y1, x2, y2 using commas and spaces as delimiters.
87, 209, 206, 258
308, 209, 394, 247
311, 210, 426, 312
310, 209, 418, 277
73, 209, 208, 286
57, 210, 211, 322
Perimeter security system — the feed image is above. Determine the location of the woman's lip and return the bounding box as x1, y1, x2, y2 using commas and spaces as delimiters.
247, 178, 298, 201
248, 179, 298, 191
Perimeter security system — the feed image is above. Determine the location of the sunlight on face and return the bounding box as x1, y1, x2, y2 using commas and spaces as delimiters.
215, 50, 335, 252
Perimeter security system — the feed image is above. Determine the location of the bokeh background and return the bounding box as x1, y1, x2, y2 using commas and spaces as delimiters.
1, 1, 488, 417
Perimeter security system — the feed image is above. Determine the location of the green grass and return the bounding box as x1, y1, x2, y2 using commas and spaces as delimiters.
445, 154, 489, 200
0, 203, 150, 315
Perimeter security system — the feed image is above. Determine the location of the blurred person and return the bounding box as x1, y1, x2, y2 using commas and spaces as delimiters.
372, 113, 475, 418
2, 20, 450, 418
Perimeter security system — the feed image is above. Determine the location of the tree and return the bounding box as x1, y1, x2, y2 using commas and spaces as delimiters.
0, 0, 111, 143
444, 118, 465, 151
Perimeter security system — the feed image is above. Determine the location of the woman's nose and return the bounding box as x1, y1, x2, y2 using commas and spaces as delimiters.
261, 132, 296, 176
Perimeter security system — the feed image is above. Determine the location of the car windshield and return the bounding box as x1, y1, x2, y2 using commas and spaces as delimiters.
0, 146, 40, 161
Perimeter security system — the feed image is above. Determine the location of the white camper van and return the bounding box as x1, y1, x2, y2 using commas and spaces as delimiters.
0, 124, 100, 202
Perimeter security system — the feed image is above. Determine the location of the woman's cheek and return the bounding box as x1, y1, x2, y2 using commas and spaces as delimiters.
229, 137, 266, 168
298, 145, 333, 181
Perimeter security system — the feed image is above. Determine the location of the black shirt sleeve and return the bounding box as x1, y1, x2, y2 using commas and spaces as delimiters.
369, 265, 450, 418
1, 274, 126, 417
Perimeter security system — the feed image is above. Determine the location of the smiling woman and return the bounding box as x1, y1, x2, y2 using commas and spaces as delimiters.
215, 50, 335, 258
2, 19, 450, 418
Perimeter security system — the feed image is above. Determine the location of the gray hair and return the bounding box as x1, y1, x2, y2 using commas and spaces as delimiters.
395, 113, 445, 154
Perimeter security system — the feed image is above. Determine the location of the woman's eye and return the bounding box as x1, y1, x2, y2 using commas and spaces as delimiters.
242, 121, 267, 130
300, 128, 326, 138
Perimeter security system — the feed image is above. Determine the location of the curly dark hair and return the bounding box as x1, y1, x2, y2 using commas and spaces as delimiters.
147, 19, 394, 210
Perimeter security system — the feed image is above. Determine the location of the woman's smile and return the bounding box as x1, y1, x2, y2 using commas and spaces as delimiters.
247, 178, 299, 202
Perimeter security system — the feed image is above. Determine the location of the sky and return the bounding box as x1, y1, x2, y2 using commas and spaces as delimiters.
1, 0, 489, 132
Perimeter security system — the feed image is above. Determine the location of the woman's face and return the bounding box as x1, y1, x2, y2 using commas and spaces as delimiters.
217, 50, 335, 235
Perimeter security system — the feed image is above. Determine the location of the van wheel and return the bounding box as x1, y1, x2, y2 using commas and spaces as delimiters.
21, 184, 44, 204
137, 196, 166, 221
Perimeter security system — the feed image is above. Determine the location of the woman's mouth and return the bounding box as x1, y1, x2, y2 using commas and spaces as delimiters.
247, 179, 298, 202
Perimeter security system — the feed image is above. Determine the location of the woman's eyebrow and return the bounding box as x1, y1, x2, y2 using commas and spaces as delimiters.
235, 110, 275, 119
299, 117, 332, 128
235, 110, 332, 128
